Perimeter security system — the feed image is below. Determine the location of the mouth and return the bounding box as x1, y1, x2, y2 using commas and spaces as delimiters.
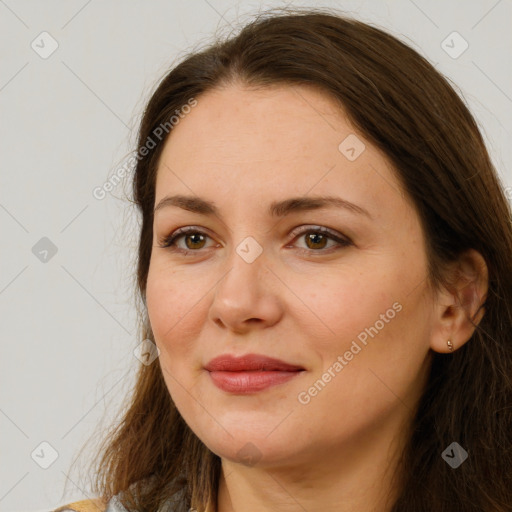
204, 353, 305, 393
204, 353, 305, 372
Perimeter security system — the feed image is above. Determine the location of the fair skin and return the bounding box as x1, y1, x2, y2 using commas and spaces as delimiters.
146, 83, 488, 512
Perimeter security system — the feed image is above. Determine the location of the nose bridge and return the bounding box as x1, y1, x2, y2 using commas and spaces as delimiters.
217, 235, 267, 304
208, 233, 282, 330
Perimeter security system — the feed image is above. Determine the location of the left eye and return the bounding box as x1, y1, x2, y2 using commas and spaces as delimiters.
289, 227, 352, 252
157, 226, 352, 254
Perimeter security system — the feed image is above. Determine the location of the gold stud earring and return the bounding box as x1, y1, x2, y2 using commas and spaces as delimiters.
447, 339, 454, 352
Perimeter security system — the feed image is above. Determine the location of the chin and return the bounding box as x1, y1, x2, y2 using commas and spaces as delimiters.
189, 420, 306, 469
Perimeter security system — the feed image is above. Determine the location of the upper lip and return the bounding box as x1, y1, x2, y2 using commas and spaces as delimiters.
204, 353, 305, 372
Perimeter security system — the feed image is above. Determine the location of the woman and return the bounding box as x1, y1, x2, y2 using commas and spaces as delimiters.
55, 6, 512, 512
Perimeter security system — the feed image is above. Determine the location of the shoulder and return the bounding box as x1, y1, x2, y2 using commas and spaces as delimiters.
52, 498, 113, 512
52, 489, 193, 512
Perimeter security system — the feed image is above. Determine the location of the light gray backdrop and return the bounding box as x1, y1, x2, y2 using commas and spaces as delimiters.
1, 0, 511, 511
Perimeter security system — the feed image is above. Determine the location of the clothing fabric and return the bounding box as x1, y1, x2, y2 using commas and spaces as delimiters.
52, 486, 213, 511
52, 494, 170, 512
105, 495, 127, 512
52, 498, 108, 512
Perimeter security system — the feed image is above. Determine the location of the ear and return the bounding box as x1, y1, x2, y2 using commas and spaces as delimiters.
429, 249, 488, 354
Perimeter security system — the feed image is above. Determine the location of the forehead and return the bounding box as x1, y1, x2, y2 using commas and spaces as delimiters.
159, 83, 349, 165
154, 83, 408, 222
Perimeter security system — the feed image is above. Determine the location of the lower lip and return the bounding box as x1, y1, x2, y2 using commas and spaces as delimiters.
207, 370, 303, 393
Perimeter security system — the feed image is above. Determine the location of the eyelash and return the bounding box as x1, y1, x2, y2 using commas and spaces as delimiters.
157, 225, 353, 256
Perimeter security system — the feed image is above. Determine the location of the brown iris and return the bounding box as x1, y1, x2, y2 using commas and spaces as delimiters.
304, 232, 328, 250
184, 233, 207, 250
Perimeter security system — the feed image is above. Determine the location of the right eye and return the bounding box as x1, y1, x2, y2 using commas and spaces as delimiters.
157, 227, 219, 254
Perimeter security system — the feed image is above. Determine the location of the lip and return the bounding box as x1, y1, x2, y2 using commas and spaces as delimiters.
204, 353, 305, 393
204, 353, 305, 372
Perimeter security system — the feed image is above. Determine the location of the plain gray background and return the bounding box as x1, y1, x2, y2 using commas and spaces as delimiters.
1, 0, 511, 510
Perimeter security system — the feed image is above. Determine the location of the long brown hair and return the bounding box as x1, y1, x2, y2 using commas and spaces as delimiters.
90, 6, 512, 511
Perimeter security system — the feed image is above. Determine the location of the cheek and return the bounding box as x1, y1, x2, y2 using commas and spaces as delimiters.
145, 263, 206, 359
146, 266, 208, 407
297, 271, 428, 409
294, 265, 425, 406
292, 266, 399, 353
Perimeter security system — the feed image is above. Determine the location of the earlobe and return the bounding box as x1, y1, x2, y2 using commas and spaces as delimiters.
429, 249, 488, 354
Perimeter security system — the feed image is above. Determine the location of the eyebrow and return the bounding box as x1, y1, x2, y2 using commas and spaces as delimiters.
154, 194, 372, 219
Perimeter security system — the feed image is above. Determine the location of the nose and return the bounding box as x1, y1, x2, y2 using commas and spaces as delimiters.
208, 247, 283, 334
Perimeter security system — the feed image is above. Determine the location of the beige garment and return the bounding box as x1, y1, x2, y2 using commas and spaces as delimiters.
53, 499, 107, 512
53, 496, 216, 512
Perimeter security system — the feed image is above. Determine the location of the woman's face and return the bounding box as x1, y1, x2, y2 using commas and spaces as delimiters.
146, 83, 435, 468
